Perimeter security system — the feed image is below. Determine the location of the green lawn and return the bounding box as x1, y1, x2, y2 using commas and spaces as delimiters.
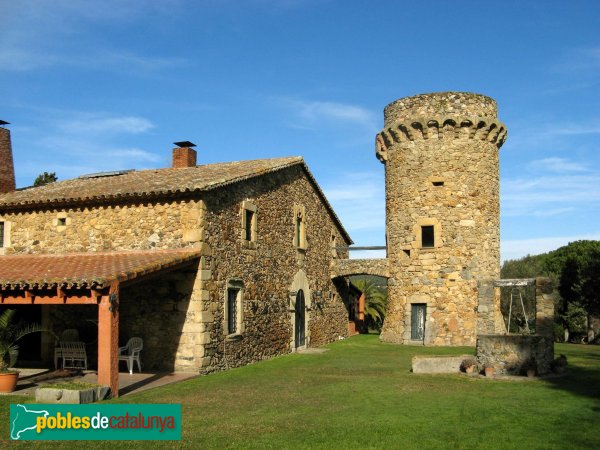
2, 335, 599, 449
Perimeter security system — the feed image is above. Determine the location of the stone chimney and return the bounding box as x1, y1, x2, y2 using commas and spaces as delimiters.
172, 141, 197, 168
0, 122, 16, 193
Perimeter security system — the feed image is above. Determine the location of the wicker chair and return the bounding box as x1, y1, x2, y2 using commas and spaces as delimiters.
59, 341, 88, 370
53, 329, 80, 369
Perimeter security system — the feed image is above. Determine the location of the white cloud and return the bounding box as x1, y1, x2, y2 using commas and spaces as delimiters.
104, 148, 161, 163
549, 123, 600, 136
554, 45, 600, 74
323, 172, 385, 236
297, 101, 375, 125
12, 108, 161, 183
502, 161, 600, 217
0, 0, 184, 73
274, 97, 378, 131
501, 233, 600, 262
528, 157, 588, 173
60, 116, 155, 135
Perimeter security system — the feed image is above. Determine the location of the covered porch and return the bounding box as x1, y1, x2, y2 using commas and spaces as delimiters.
9, 367, 198, 397
0, 249, 201, 397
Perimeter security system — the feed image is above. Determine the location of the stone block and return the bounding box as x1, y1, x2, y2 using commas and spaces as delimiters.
411, 355, 473, 373
35, 387, 103, 404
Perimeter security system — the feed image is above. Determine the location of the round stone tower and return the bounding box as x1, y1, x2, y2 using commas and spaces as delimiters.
376, 92, 507, 345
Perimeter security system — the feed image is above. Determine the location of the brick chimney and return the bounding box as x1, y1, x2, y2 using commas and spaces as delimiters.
0, 123, 16, 193
172, 141, 197, 168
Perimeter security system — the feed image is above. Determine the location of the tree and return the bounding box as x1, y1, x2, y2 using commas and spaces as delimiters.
33, 172, 57, 187
352, 278, 387, 332
578, 250, 600, 317
0, 309, 48, 372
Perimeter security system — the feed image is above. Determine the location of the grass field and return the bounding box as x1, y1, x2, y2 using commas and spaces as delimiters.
2, 335, 599, 449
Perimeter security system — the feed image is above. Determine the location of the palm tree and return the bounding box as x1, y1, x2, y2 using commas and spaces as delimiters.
0, 309, 47, 373
352, 278, 387, 332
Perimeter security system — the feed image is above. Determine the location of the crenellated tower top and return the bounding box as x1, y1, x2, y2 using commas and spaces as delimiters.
384, 92, 497, 125
376, 92, 507, 163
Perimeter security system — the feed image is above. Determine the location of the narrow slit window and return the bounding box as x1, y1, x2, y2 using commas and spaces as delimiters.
244, 209, 254, 241
227, 288, 239, 335
0, 221, 4, 248
432, 181, 444, 187
296, 216, 302, 247
240, 201, 257, 245
421, 225, 435, 248
293, 205, 306, 250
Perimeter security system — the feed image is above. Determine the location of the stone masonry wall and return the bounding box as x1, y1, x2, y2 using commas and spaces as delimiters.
1, 165, 350, 373
476, 335, 554, 375
378, 92, 508, 345
0, 198, 204, 254
199, 165, 349, 373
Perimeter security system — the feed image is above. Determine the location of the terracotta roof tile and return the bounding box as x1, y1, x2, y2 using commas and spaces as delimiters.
0, 249, 201, 289
0, 156, 352, 244
0, 157, 303, 208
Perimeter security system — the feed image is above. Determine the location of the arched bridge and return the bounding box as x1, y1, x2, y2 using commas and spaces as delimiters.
332, 258, 389, 279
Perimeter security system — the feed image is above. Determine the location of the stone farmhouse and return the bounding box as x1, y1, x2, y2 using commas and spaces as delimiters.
0, 131, 353, 396
0, 90, 520, 394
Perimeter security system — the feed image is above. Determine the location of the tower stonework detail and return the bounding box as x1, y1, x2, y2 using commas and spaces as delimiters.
377, 92, 507, 345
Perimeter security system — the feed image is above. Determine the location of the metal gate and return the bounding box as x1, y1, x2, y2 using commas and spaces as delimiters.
295, 290, 306, 348
411, 304, 426, 341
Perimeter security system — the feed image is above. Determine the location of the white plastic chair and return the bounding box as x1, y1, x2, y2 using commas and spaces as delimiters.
118, 337, 143, 375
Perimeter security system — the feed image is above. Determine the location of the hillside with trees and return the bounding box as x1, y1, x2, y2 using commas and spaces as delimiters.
501, 240, 600, 343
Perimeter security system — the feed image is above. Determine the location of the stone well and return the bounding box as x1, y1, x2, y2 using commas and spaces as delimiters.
476, 277, 555, 375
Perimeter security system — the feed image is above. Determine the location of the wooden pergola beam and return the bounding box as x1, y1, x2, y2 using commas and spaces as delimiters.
0, 286, 105, 304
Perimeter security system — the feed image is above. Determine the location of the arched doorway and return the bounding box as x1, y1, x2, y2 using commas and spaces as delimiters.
295, 290, 306, 348
289, 270, 311, 350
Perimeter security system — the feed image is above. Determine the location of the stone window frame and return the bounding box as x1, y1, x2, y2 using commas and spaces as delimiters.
0, 218, 11, 254
413, 218, 442, 250
330, 230, 338, 259
240, 200, 258, 250
224, 278, 245, 339
53, 211, 72, 232
293, 204, 307, 251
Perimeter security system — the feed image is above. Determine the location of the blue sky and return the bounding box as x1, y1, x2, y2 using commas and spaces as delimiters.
1, 0, 599, 261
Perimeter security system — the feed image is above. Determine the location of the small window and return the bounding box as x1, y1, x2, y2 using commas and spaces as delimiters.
331, 233, 338, 258
240, 201, 257, 245
58, 217, 67, 226
224, 279, 244, 336
403, 249, 411, 257
294, 205, 306, 250
244, 209, 254, 241
227, 288, 239, 335
421, 225, 435, 248
0, 221, 4, 248
432, 181, 444, 187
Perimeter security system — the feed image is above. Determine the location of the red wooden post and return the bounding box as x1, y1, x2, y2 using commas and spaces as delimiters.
98, 282, 120, 397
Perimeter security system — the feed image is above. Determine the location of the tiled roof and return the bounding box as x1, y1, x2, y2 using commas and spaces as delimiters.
0, 157, 303, 208
0, 249, 201, 289
0, 156, 352, 244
